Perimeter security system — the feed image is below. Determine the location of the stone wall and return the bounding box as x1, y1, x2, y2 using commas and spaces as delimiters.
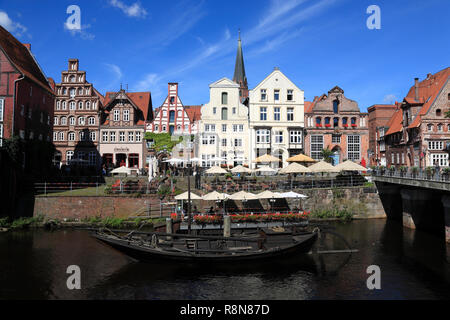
33, 187, 386, 220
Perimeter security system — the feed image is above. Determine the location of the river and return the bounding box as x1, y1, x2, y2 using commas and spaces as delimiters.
0, 219, 449, 299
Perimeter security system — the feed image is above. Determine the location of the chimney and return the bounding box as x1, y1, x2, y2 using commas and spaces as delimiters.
22, 43, 31, 51
414, 78, 419, 102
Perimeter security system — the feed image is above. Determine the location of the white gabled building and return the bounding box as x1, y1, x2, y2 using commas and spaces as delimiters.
249, 68, 305, 169
198, 77, 250, 167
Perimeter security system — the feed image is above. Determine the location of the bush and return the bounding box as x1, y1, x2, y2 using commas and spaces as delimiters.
102, 217, 125, 228
0, 217, 10, 228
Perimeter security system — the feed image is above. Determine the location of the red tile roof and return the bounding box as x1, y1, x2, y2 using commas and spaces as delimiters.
0, 26, 54, 94
407, 67, 449, 128
184, 105, 202, 122
385, 103, 403, 135
304, 101, 313, 113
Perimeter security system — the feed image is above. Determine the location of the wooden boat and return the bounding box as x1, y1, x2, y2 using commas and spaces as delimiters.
92, 228, 318, 263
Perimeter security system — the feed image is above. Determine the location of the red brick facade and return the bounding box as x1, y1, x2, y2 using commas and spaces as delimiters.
304, 86, 369, 166
367, 104, 397, 166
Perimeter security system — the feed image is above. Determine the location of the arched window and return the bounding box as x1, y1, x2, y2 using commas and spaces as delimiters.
70, 88, 76, 98
69, 117, 75, 125
222, 92, 228, 105
333, 117, 339, 127
68, 132, 75, 141
351, 117, 357, 124
162, 125, 167, 132
66, 151, 74, 162
86, 101, 91, 110
169, 111, 175, 122
436, 109, 442, 116
88, 117, 95, 125
342, 117, 348, 125
69, 101, 76, 110
427, 124, 433, 131
163, 110, 167, 117
70, 75, 76, 83
177, 110, 182, 117
58, 132, 64, 141
333, 100, 339, 113
221, 107, 228, 120
61, 117, 67, 125
316, 117, 322, 126
78, 101, 83, 110
155, 125, 159, 132
437, 123, 443, 132
325, 117, 330, 126
56, 101, 61, 110
78, 117, 85, 125
62, 101, 67, 110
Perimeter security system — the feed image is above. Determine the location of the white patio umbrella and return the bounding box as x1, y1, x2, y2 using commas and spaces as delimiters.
279, 162, 311, 174
175, 191, 202, 200
279, 191, 308, 199
335, 160, 367, 172
202, 191, 229, 201
308, 160, 339, 173
205, 166, 228, 174
111, 166, 132, 175
255, 166, 278, 174
228, 191, 258, 201
231, 165, 252, 174
256, 190, 283, 199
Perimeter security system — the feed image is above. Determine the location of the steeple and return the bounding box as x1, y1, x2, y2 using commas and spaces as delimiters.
233, 29, 248, 99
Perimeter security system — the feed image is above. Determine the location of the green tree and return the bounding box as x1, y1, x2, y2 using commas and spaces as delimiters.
321, 147, 333, 163
144, 132, 183, 152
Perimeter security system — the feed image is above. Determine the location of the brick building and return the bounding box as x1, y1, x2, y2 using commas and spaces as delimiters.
100, 89, 153, 170
304, 86, 369, 165
384, 67, 450, 168
52, 59, 104, 169
0, 26, 55, 169
367, 104, 397, 166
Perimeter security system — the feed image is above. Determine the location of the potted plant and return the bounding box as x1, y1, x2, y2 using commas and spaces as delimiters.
399, 166, 407, 177
425, 167, 434, 179
411, 166, 419, 178
388, 166, 395, 176
379, 165, 386, 175
443, 168, 450, 181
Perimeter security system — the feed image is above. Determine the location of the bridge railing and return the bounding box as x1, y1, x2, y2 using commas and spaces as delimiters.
371, 167, 450, 183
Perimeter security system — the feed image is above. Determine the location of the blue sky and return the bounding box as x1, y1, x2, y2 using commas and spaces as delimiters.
1, 0, 449, 111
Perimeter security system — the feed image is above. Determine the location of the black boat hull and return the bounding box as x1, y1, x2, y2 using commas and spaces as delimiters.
93, 232, 318, 263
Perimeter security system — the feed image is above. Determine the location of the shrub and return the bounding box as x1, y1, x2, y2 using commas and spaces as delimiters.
0, 217, 10, 228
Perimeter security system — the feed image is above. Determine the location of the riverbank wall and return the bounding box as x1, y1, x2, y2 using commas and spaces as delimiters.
32, 187, 385, 220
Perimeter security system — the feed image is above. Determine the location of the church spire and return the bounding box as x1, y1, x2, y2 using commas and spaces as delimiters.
233, 29, 248, 99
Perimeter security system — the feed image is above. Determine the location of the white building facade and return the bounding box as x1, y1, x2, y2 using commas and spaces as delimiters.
249, 68, 305, 169
198, 78, 250, 167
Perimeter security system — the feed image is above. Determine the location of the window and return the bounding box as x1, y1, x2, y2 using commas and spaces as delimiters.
78, 101, 83, 110
56, 101, 61, 110
62, 101, 67, 110
68, 132, 75, 141
88, 117, 95, 125
29, 131, 34, 140
347, 135, 361, 161
311, 135, 324, 160
287, 90, 293, 101
114, 110, 120, 121
53, 132, 58, 142
61, 117, 67, 125
170, 96, 175, 104
102, 132, 108, 142
316, 117, 322, 125
204, 124, 215, 132
89, 152, 97, 166
177, 110, 182, 117
274, 90, 280, 101
70, 88, 76, 98
78, 117, 85, 125
290, 131, 302, 144
54, 117, 58, 126
86, 101, 91, 110
351, 117, 357, 125
333, 100, 339, 113
260, 107, 267, 121
436, 109, 442, 116
274, 131, 283, 144
110, 132, 116, 142
67, 151, 74, 163
221, 108, 228, 120
431, 153, 448, 166
232, 107, 236, 114
209, 135, 216, 145
332, 134, 341, 144
78, 88, 83, 95
169, 111, 175, 122
427, 124, 433, 131
256, 129, 270, 143
437, 124, 443, 132
274, 107, 281, 121
70, 75, 76, 83
261, 89, 267, 101
234, 138, 242, 147
40, 112, 44, 123
123, 110, 130, 121
69, 117, 75, 125
119, 131, 125, 142
325, 117, 330, 126
222, 124, 227, 132
202, 135, 208, 145
221, 92, 228, 105
0, 99, 4, 121
428, 141, 444, 150
135, 132, 142, 142
69, 101, 76, 110
28, 107, 32, 119
128, 131, 134, 142
58, 132, 64, 141
213, 107, 217, 115
79, 131, 85, 141
287, 108, 294, 121
334, 117, 339, 127
221, 138, 227, 147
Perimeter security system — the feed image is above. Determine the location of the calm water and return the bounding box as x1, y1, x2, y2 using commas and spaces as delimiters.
0, 219, 449, 300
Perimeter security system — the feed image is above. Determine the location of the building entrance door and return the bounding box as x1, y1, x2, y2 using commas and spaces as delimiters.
116, 153, 127, 167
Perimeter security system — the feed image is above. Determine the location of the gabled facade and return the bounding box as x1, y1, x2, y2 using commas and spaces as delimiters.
198, 77, 249, 167
100, 90, 152, 170
367, 104, 397, 166
249, 68, 305, 169
384, 68, 450, 168
52, 59, 103, 169
146, 83, 200, 135
304, 86, 369, 165
0, 26, 55, 172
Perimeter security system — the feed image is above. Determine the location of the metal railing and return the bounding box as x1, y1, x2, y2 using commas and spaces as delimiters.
372, 167, 450, 183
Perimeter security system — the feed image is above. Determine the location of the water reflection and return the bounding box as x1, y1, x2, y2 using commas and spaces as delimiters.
0, 219, 449, 300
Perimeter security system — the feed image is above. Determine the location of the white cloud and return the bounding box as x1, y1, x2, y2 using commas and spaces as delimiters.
383, 94, 397, 104
64, 23, 95, 40
109, 0, 148, 18
135, 73, 160, 91
0, 11, 27, 36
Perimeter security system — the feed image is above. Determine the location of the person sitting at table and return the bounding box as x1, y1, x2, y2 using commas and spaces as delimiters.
208, 206, 214, 215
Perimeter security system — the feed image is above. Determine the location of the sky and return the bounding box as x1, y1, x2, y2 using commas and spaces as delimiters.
1, 0, 449, 111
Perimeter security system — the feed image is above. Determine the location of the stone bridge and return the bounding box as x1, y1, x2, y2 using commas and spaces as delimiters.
373, 170, 450, 244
